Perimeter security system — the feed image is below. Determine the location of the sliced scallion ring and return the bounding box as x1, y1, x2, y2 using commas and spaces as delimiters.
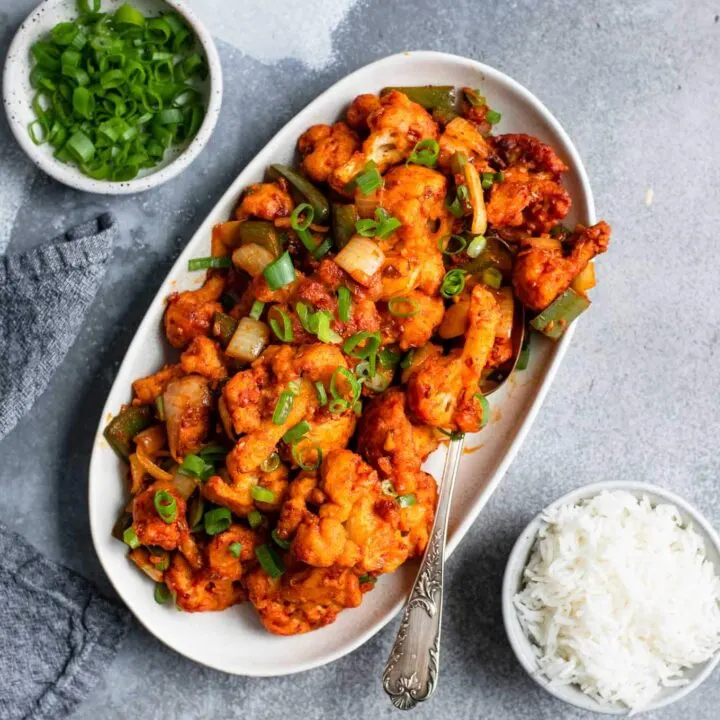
269, 307, 294, 343
248, 510, 263, 529
228, 541, 242, 558
407, 138, 439, 168
272, 390, 296, 425
204, 507, 232, 536
251, 485, 277, 504
154, 583, 171, 604
482, 267, 503, 290
188, 256, 231, 271
314, 381, 328, 406
271, 529, 291, 550
263, 251, 296, 290
466, 235, 487, 258
397, 493, 417, 508
255, 544, 285, 578
260, 452, 281, 473
291, 439, 323, 471
153, 490, 177, 524
388, 296, 420, 317
338, 286, 352, 322
282, 420, 310, 444
437, 235, 468, 256
440, 269, 467, 299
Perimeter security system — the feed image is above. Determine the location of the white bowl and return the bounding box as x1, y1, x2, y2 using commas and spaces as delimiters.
2, 0, 222, 194
502, 481, 720, 715
89, 50, 597, 676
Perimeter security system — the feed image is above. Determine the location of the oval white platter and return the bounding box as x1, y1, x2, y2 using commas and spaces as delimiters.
89, 51, 596, 676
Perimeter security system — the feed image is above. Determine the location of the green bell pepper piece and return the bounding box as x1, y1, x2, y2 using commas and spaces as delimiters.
530, 288, 591, 340
331, 203, 358, 250
104, 405, 154, 460
381, 85, 456, 111
268, 164, 329, 222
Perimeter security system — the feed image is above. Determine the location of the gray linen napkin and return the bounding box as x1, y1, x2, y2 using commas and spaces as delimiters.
0, 213, 132, 719
0, 212, 117, 441
0, 522, 132, 720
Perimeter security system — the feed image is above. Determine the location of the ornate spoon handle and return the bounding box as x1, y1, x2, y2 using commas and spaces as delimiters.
382, 436, 465, 710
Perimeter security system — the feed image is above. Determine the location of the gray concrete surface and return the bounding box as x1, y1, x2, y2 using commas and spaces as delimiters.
1, 0, 720, 718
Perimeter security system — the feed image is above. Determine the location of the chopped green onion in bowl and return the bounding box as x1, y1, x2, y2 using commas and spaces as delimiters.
8, 0, 221, 193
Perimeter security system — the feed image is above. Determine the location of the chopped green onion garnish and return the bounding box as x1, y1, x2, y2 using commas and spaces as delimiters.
314, 381, 328, 406
473, 392, 491, 428
204, 507, 232, 536
486, 109, 502, 125
123, 526, 140, 549
248, 510, 263, 529
358, 574, 377, 585
271, 529, 291, 550
251, 485, 276, 503
379, 348, 401, 368
330, 366, 362, 405
438, 235, 468, 255
188, 256, 232, 271
338, 286, 352, 323
260, 452, 281, 473
451, 151, 469, 175
263, 251, 296, 290
249, 300, 265, 321
291, 439, 323, 471
153, 490, 177, 524
155, 395, 165, 420
408, 138, 440, 168
178, 453, 214, 481
397, 493, 417, 508
354, 208, 401, 239
352, 161, 383, 195
381, 479, 397, 496
482, 267, 503, 289
343, 331, 381, 359
495, 171, 505, 183
283, 420, 310, 444
154, 583, 171, 604
315, 310, 342, 344
269, 308, 294, 342
328, 398, 349, 414
440, 269, 467, 299
481, 172, 495, 190
466, 235, 487, 258
272, 390, 296, 425
387, 296, 420, 317
400, 348, 416, 369
228, 541, 242, 558
290, 202, 314, 231
255, 544, 285, 578
27, 4, 206, 182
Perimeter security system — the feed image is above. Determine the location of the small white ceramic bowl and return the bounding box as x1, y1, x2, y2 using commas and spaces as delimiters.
502, 481, 720, 715
3, 0, 222, 194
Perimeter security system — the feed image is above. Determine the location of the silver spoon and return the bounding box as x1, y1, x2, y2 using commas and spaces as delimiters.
382, 265, 525, 710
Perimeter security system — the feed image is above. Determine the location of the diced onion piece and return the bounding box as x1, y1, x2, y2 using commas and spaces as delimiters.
572, 262, 596, 293
494, 287, 515, 340
231, 243, 274, 277
128, 453, 146, 495
335, 236, 385, 286
129, 548, 164, 583
135, 447, 173, 482
438, 300, 469, 339
226, 317, 270, 361
400, 344, 438, 384
529, 236, 563, 252
463, 162, 487, 235
218, 396, 236, 441
134, 424, 166, 455
355, 188, 381, 218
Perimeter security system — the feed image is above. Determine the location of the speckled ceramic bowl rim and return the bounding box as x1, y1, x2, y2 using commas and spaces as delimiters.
502, 481, 720, 715
2, 0, 222, 194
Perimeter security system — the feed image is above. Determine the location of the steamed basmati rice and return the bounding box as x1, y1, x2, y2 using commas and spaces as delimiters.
513, 490, 720, 711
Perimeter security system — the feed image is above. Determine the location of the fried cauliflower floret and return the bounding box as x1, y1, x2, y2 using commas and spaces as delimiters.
179, 336, 228, 381
162, 374, 212, 461
206, 524, 259, 581
246, 566, 361, 635
492, 133, 568, 176
223, 363, 269, 436
132, 480, 188, 550
437, 116, 492, 171
486, 133, 571, 234
487, 167, 572, 234
293, 343, 347, 385
292, 516, 359, 568
276, 473, 320, 538
164, 274, 225, 349
400, 470, 437, 556
513, 222, 611, 311
297, 122, 360, 184
299, 412, 356, 462
165, 553, 246, 613
204, 464, 289, 516
330, 91, 438, 192
346, 93, 382, 130
234, 181, 293, 221
378, 165, 449, 298
229, 379, 314, 473
408, 284, 499, 432
382, 291, 445, 350
356, 389, 438, 494
132, 364, 184, 405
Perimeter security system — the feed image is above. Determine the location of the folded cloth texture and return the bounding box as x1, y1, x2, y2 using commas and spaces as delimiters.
0, 213, 131, 718
0, 522, 131, 720
0, 212, 118, 442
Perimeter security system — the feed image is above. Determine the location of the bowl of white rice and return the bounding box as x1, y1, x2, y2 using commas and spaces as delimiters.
502, 482, 720, 715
